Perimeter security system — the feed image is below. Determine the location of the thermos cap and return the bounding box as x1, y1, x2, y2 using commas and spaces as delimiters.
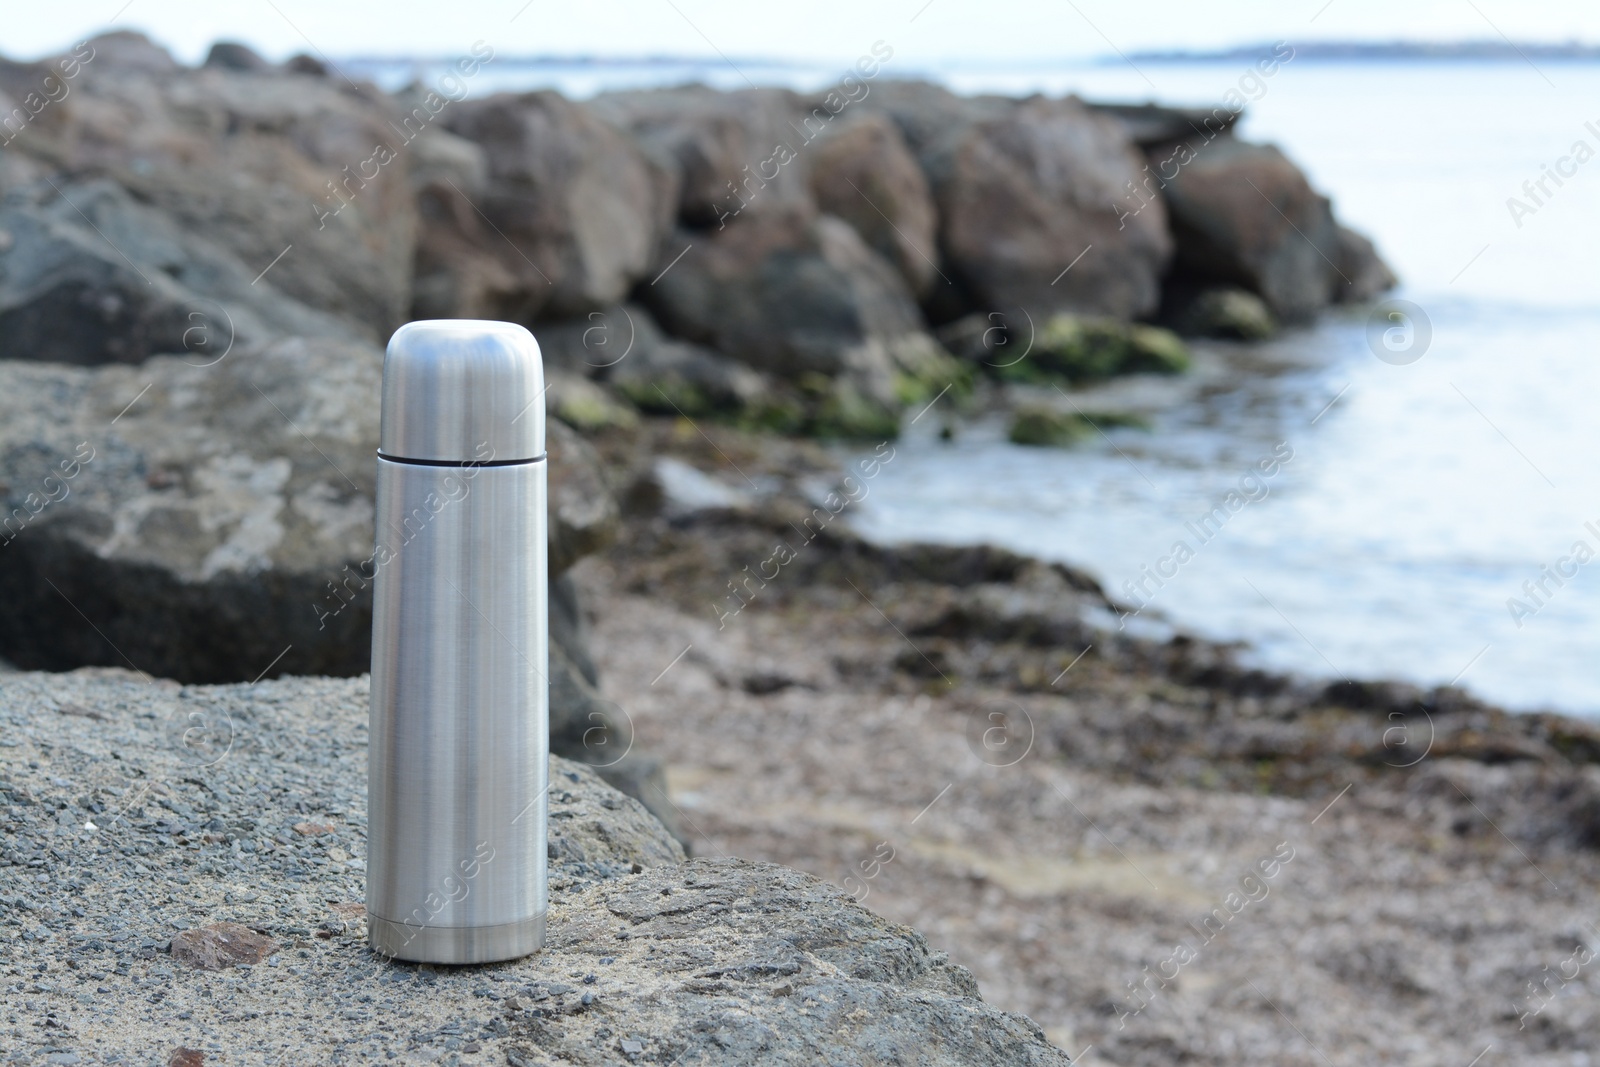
380, 320, 545, 464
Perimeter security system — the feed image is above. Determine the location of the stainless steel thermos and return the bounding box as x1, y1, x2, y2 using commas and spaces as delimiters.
367, 320, 549, 964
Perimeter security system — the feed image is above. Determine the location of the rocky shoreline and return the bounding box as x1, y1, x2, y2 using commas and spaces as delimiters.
2, 29, 1594, 1067
575, 419, 1600, 1064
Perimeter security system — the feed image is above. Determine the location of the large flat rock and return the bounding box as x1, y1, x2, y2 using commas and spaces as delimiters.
0, 670, 1070, 1065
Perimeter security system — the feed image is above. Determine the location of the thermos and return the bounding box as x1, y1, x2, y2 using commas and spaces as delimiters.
367, 320, 549, 964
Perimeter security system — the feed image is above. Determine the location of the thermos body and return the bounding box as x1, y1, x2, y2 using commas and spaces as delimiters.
366, 320, 549, 965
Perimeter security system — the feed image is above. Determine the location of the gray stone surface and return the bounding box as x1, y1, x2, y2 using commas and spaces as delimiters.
435, 90, 676, 321
641, 206, 957, 433
0, 179, 361, 366
0, 345, 619, 684
1150, 134, 1394, 321
809, 111, 941, 298
588, 86, 814, 227
868, 84, 1172, 323
4, 31, 419, 336
0, 670, 1069, 1066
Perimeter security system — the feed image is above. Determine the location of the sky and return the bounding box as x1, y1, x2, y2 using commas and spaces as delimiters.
4, 0, 1600, 67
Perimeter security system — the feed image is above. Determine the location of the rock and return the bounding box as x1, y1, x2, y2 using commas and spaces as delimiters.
168, 1050, 204, 1067
550, 571, 598, 686
1334, 224, 1398, 303
545, 370, 641, 433
876, 87, 1171, 322
2, 671, 1061, 1064
935, 311, 1010, 366
531, 302, 648, 376
535, 302, 786, 427
547, 417, 621, 576
1150, 133, 1346, 321
78, 29, 180, 76
438, 90, 675, 319
11, 32, 417, 336
1085, 101, 1242, 147
642, 207, 961, 437
284, 54, 327, 77
0, 178, 361, 365
609, 336, 778, 421
995, 313, 1188, 383
169, 922, 277, 971
1009, 405, 1093, 447
546, 640, 687, 849
0, 340, 381, 682
0, 338, 618, 682
201, 41, 269, 72
1008, 405, 1148, 447
542, 858, 1070, 1065
1171, 286, 1277, 339
859, 79, 994, 157
809, 112, 940, 296
405, 126, 521, 321
3, 671, 1062, 1062
588, 86, 812, 226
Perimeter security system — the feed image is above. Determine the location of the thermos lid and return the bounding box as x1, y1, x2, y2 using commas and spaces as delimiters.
380, 320, 545, 464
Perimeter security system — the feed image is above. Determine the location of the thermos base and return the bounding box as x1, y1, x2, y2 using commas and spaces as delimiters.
368, 913, 546, 964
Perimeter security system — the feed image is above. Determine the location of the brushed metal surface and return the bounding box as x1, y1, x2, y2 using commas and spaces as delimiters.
368, 457, 548, 963
380, 320, 545, 463
367, 914, 546, 966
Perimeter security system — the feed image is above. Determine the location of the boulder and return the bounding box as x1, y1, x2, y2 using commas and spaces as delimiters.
1009, 404, 1149, 447
871, 85, 1171, 322
940, 308, 1189, 384
545, 416, 621, 576
859, 79, 998, 156
0, 178, 362, 365
1171, 286, 1277, 339
201, 41, 271, 72
405, 126, 522, 321
0, 339, 618, 683
1334, 223, 1398, 303
809, 112, 941, 297
437, 90, 676, 320
609, 336, 778, 421
1085, 100, 1242, 147
6, 32, 417, 337
544, 370, 641, 433
0, 670, 1068, 1067
1150, 133, 1363, 321
642, 206, 961, 436
587, 85, 813, 227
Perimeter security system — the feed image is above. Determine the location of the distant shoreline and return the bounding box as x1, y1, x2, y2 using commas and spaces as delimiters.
1127, 40, 1600, 62
332, 39, 1600, 73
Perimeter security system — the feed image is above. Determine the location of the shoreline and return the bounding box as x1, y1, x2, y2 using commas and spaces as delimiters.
572, 416, 1600, 1061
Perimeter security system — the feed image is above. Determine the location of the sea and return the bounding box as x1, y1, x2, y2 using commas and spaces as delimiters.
354, 52, 1600, 717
